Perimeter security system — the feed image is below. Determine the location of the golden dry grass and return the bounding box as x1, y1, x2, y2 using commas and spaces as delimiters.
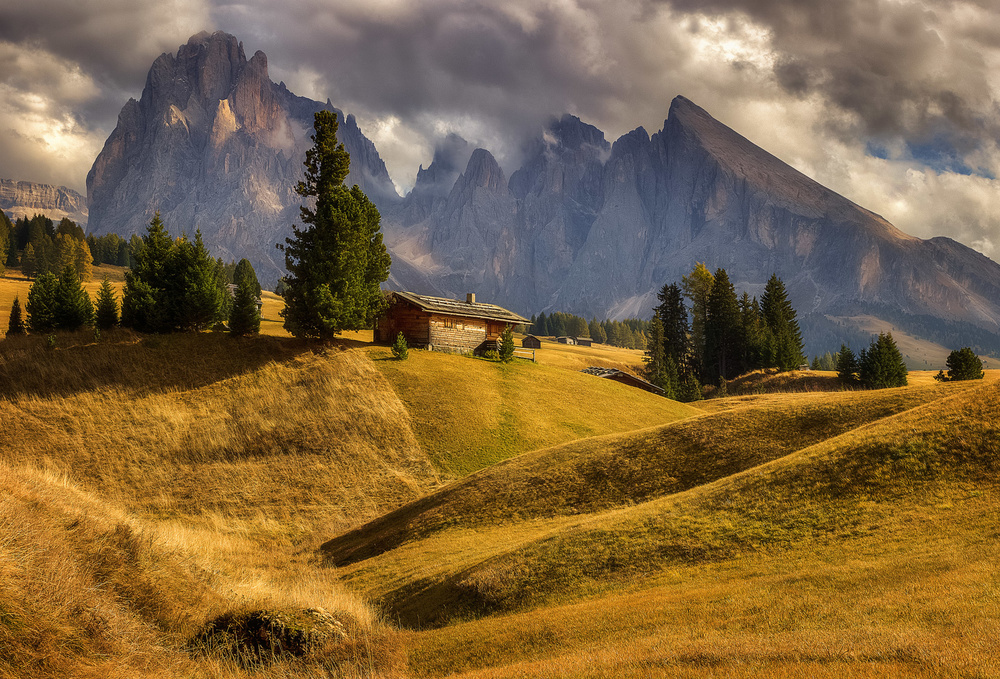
369, 345, 697, 478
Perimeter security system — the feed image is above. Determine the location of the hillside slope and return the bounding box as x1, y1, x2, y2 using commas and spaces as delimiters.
323, 376, 996, 629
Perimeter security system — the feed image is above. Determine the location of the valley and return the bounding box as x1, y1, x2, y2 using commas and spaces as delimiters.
2, 269, 997, 677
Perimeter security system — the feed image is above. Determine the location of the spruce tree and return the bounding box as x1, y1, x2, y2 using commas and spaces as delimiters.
837, 344, 859, 383
644, 315, 667, 387
95, 277, 119, 330
760, 274, 805, 370
391, 331, 409, 360
233, 258, 262, 297
279, 110, 391, 340
53, 264, 93, 330
655, 282, 690, 371
704, 268, 740, 381
228, 276, 261, 337
682, 263, 714, 375
945, 347, 983, 381
499, 324, 516, 363
168, 231, 223, 331
122, 213, 174, 332
26, 272, 59, 333
6, 296, 26, 336
859, 333, 908, 388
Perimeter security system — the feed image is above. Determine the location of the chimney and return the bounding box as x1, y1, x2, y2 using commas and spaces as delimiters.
466, 293, 476, 304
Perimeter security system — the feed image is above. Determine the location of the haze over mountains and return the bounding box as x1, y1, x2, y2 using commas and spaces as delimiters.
71, 31, 1000, 355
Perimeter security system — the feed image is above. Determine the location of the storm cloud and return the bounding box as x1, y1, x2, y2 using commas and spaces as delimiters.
1, 0, 998, 256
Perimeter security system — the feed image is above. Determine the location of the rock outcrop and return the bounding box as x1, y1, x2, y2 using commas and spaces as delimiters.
86, 31, 399, 283
383, 97, 1000, 354
0, 179, 88, 225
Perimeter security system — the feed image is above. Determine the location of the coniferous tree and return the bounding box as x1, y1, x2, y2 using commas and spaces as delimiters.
837, 344, 860, 383
704, 268, 741, 381
122, 213, 173, 332
656, 282, 690, 372
499, 324, 516, 363
22, 242, 37, 279
760, 274, 805, 370
945, 347, 983, 381
644, 315, 667, 388
229, 276, 261, 337
168, 231, 223, 331
26, 272, 59, 333
279, 110, 391, 340
682, 263, 714, 375
6, 296, 26, 336
95, 277, 119, 330
858, 333, 907, 388
391, 331, 409, 360
53, 264, 93, 330
233, 258, 262, 297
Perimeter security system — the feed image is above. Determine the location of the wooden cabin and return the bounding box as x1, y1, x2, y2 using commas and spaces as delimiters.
580, 366, 665, 396
556, 336, 576, 345
521, 335, 542, 349
574, 337, 593, 347
375, 291, 529, 353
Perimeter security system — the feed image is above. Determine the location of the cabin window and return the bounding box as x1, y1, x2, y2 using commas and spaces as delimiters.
445, 318, 455, 329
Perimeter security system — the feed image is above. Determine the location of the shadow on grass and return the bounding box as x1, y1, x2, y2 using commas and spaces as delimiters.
0, 329, 330, 398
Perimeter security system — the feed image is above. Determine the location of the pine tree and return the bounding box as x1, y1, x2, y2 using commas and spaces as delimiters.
837, 344, 859, 383
228, 276, 261, 337
122, 213, 174, 332
945, 347, 983, 381
279, 110, 391, 340
95, 277, 119, 330
233, 258, 262, 297
26, 272, 59, 333
760, 274, 805, 371
655, 282, 690, 372
704, 268, 741, 381
859, 333, 908, 388
499, 324, 516, 363
6, 296, 26, 336
22, 242, 37, 279
53, 264, 93, 330
391, 331, 409, 360
682, 263, 714, 375
644, 315, 667, 388
168, 231, 223, 331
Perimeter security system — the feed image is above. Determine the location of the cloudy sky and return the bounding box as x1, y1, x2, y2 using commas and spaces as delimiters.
2, 0, 999, 258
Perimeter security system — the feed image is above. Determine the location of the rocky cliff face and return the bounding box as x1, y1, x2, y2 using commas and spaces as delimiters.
87, 31, 399, 282
382, 97, 1000, 354
0, 179, 88, 225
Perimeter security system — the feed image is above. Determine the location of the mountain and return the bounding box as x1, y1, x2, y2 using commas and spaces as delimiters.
383, 98, 1000, 356
86, 31, 401, 283
0, 179, 88, 225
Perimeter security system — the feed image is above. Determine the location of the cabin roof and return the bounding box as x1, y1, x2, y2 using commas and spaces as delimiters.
388, 291, 529, 324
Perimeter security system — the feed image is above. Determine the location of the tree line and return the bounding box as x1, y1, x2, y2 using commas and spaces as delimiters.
6, 213, 263, 338
527, 311, 651, 349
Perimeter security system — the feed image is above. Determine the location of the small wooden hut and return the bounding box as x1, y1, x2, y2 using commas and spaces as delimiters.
375, 291, 529, 353
521, 335, 542, 349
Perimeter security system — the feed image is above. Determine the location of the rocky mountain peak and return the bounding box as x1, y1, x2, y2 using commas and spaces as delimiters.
458, 149, 507, 193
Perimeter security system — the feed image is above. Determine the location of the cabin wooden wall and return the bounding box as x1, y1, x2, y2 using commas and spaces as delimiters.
376, 303, 431, 344
428, 314, 487, 350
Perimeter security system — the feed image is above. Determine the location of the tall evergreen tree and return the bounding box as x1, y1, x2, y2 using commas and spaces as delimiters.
945, 347, 984, 381
95, 277, 119, 330
233, 258, 262, 297
859, 333, 908, 388
229, 276, 261, 337
704, 268, 741, 381
122, 213, 174, 333
279, 110, 391, 340
53, 264, 93, 330
760, 274, 805, 370
6, 296, 26, 336
655, 282, 690, 371
26, 272, 59, 333
837, 344, 860, 383
682, 263, 714, 376
168, 231, 223, 331
644, 315, 667, 388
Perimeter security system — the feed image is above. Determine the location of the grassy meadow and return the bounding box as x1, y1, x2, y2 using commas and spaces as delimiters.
3, 264, 1000, 678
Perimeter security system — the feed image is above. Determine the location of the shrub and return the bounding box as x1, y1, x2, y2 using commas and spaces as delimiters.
499, 325, 515, 363
946, 347, 984, 381
391, 332, 409, 360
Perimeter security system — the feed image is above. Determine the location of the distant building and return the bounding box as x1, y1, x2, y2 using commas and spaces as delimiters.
580, 366, 665, 396
375, 291, 529, 354
225, 283, 263, 312
574, 337, 593, 347
556, 336, 576, 345
521, 335, 542, 349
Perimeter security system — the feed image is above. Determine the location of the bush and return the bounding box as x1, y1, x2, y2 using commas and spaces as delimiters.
499, 325, 515, 363
946, 347, 984, 381
391, 332, 409, 360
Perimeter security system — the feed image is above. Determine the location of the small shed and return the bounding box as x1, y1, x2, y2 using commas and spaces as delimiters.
225, 283, 263, 312
556, 336, 576, 345
375, 291, 529, 353
521, 335, 542, 349
574, 337, 593, 347
580, 366, 665, 396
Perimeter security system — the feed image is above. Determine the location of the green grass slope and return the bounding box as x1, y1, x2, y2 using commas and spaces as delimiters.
369, 345, 699, 478
323, 377, 993, 629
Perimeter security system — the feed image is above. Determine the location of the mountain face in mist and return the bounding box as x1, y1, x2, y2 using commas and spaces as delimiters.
383, 97, 1000, 354
86, 31, 399, 283
1, 179, 88, 225
86, 32, 1000, 354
